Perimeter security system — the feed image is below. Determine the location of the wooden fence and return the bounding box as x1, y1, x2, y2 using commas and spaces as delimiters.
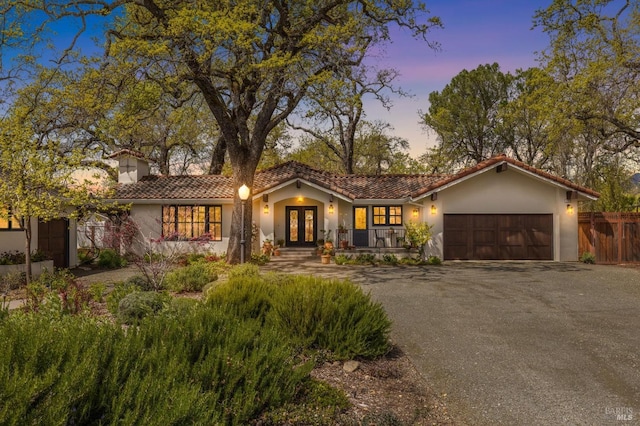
578, 212, 640, 264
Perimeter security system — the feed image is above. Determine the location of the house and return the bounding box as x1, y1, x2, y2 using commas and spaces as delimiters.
111, 151, 599, 261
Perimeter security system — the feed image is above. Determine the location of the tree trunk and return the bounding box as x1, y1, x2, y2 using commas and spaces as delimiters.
24, 218, 32, 284
208, 137, 227, 175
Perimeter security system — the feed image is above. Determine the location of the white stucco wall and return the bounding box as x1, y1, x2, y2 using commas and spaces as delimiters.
129, 203, 233, 256
422, 167, 580, 261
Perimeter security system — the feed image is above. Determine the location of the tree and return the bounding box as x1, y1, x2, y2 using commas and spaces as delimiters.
496, 67, 557, 169
534, 0, 640, 152
0, 104, 99, 283
421, 63, 514, 169
3, 0, 441, 263
353, 121, 411, 174
288, 65, 411, 174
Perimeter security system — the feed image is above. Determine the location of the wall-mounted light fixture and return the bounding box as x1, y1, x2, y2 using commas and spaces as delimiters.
296, 180, 301, 189
412, 208, 420, 218
263, 204, 269, 215
430, 205, 437, 215
297, 195, 304, 203
566, 204, 574, 215
328, 204, 334, 214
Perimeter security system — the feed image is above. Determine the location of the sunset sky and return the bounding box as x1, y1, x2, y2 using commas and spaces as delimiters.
370, 0, 553, 156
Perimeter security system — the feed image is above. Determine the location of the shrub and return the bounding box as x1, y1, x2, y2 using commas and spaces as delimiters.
164, 262, 218, 293
0, 306, 312, 425
88, 282, 106, 303
0, 270, 26, 290
269, 276, 392, 359
427, 255, 442, 265
106, 280, 141, 316
97, 248, 127, 269
117, 291, 169, 324
250, 253, 271, 265
334, 254, 352, 265
381, 254, 398, 265
355, 253, 376, 265
261, 378, 350, 424
207, 273, 392, 360
580, 251, 596, 264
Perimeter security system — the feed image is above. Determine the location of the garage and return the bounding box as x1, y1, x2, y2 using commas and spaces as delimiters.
443, 214, 553, 260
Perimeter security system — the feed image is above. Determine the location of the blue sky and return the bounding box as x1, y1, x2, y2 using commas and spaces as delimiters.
369, 0, 553, 156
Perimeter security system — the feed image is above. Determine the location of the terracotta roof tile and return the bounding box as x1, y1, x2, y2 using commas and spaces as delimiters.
410, 154, 600, 199
113, 156, 600, 201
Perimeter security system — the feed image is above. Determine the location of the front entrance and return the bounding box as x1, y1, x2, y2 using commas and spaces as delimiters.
285, 206, 317, 247
353, 206, 369, 247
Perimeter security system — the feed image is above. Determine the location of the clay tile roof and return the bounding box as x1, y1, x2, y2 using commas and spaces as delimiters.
114, 174, 233, 200
411, 154, 600, 199
113, 156, 599, 201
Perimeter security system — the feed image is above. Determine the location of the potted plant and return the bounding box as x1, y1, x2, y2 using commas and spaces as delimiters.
321, 248, 332, 264
262, 239, 273, 256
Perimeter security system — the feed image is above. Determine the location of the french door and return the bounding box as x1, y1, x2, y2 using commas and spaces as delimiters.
285, 206, 317, 247
353, 206, 369, 247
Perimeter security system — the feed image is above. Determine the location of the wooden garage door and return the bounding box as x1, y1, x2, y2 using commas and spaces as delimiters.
444, 214, 553, 260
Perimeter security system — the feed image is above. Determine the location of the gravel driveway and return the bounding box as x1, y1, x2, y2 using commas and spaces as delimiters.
353, 262, 640, 425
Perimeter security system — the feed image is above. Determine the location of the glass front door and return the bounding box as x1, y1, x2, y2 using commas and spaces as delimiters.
353, 207, 369, 247
286, 206, 317, 246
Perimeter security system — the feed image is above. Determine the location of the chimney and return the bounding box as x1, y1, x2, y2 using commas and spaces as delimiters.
108, 149, 149, 184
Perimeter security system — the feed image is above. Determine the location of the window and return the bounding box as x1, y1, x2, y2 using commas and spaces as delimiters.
372, 206, 403, 226
162, 205, 222, 241
0, 208, 22, 231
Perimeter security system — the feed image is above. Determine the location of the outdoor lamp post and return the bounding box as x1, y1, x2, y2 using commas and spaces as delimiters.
238, 184, 250, 264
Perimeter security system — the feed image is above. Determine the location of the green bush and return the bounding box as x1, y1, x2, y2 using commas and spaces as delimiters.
427, 255, 442, 265
97, 248, 127, 269
355, 253, 376, 265
580, 251, 596, 264
106, 280, 141, 316
0, 305, 311, 425
208, 273, 392, 360
334, 254, 352, 265
270, 276, 391, 359
381, 254, 399, 265
117, 291, 169, 324
164, 262, 218, 293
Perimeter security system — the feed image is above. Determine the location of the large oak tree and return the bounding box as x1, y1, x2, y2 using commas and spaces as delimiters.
2, 0, 440, 263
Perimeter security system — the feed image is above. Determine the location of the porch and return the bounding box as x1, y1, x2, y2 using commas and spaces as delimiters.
330, 229, 408, 250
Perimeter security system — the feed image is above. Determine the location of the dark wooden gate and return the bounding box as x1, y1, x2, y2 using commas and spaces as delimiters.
38, 218, 69, 268
578, 212, 640, 264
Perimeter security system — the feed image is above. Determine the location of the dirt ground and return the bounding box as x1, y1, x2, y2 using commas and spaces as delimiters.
311, 347, 455, 425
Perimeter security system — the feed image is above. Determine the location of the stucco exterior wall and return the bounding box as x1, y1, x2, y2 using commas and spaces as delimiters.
129, 203, 233, 256
423, 168, 579, 261
0, 217, 39, 254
